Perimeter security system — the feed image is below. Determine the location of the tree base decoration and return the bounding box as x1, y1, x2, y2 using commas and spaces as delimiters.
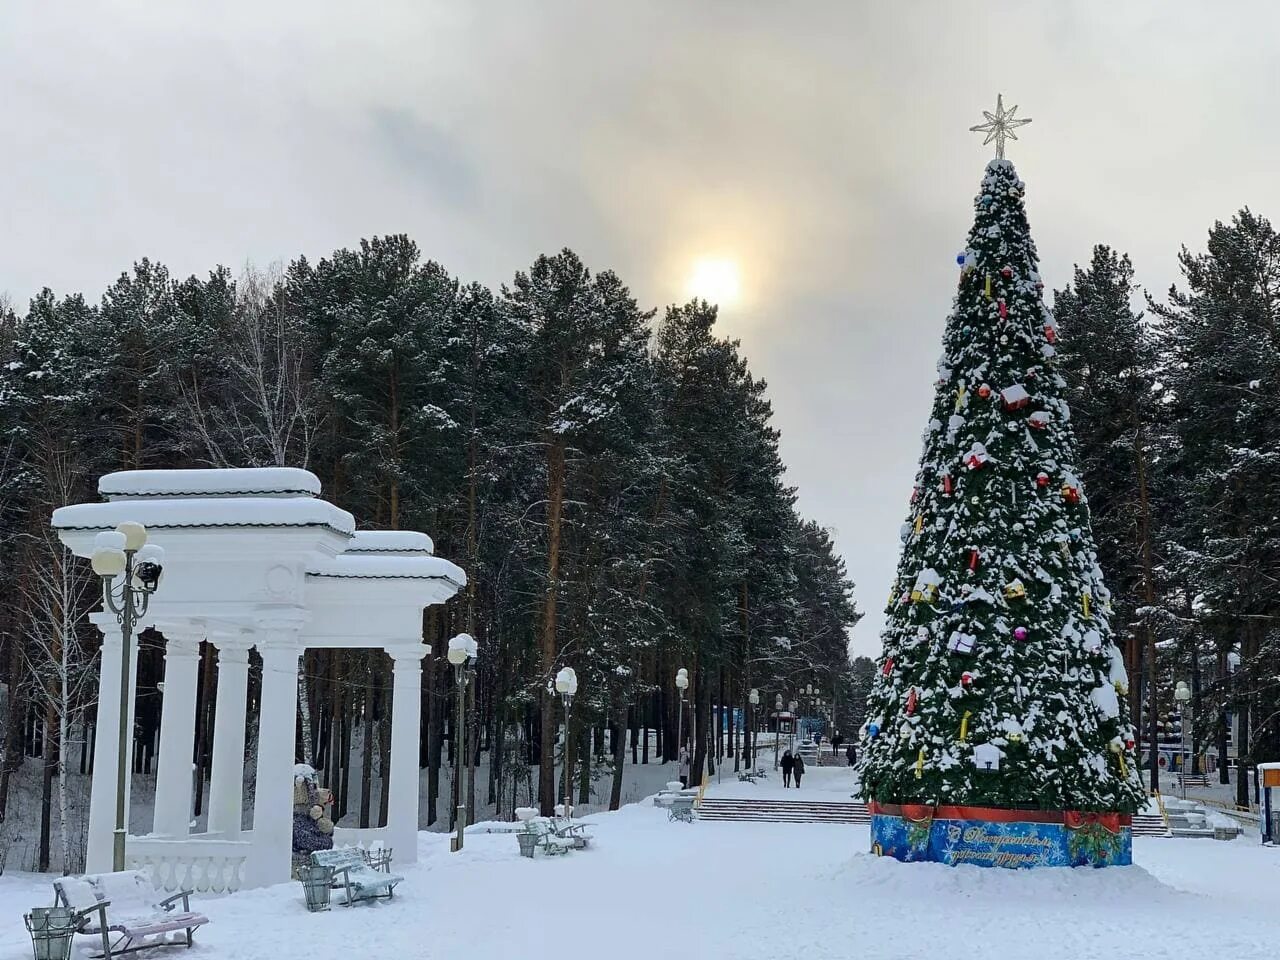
869, 802, 1131, 868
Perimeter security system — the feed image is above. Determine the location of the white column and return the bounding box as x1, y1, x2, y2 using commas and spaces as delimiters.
86, 613, 139, 873
152, 630, 203, 837
387, 649, 426, 862
206, 637, 251, 837
246, 627, 301, 888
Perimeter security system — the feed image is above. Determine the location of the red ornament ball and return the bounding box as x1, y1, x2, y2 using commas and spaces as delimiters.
1125, 738, 1135, 750
960, 672, 973, 688
1013, 626, 1029, 641
1000, 266, 1013, 279
977, 383, 992, 399
1036, 472, 1050, 488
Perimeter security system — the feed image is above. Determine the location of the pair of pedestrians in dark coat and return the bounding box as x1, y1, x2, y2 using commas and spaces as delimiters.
779, 750, 805, 787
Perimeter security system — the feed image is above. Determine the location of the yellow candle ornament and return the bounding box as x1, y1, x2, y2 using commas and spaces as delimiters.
915, 748, 926, 779
954, 384, 967, 413
984, 274, 993, 299
914, 513, 924, 535
959, 710, 971, 742
1082, 592, 1092, 619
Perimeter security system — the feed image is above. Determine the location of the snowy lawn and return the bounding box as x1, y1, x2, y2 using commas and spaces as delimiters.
1, 777, 1277, 960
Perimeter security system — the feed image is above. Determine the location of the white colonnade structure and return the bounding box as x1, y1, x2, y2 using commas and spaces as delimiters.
52, 468, 464, 891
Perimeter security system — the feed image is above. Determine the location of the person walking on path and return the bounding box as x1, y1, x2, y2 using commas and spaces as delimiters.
793, 752, 806, 788
780, 749, 795, 788
846, 742, 857, 767
678, 747, 691, 788
832, 734, 844, 757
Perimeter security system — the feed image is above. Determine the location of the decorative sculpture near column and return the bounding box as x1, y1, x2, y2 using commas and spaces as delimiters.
291, 764, 335, 875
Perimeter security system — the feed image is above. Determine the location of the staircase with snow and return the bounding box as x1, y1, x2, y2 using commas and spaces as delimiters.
1162, 797, 1242, 840
697, 797, 870, 824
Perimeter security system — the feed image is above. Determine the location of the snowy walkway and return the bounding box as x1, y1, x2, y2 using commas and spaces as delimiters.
2, 784, 1277, 960
702, 760, 859, 801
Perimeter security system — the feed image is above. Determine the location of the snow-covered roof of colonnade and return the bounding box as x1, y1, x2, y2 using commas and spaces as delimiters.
304, 530, 464, 651
51, 467, 463, 649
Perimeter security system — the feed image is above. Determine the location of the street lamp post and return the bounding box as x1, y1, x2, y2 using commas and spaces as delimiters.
747, 688, 759, 768
447, 633, 479, 852
674, 668, 689, 767
789, 700, 798, 755
555, 667, 578, 820
90, 523, 165, 872
1175, 680, 1192, 800
773, 694, 783, 769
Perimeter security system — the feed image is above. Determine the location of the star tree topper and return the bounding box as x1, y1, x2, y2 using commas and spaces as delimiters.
969, 94, 1031, 159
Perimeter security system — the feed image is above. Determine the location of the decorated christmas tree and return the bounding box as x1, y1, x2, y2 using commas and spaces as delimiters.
858, 101, 1146, 850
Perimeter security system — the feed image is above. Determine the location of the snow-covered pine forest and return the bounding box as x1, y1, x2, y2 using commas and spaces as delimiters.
0, 240, 863, 872
1051, 216, 1280, 808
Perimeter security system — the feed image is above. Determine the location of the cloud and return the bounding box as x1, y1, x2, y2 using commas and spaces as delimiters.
3, 1, 1280, 656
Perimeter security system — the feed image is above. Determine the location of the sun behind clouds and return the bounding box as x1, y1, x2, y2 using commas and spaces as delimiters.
685, 256, 743, 308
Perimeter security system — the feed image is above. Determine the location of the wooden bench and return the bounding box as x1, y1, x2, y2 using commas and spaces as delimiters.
311, 847, 402, 905
53, 869, 207, 959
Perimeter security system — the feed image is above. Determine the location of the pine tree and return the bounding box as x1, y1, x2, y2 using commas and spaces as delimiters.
90, 260, 187, 469
504, 249, 655, 814
1149, 210, 1280, 803
858, 161, 1145, 814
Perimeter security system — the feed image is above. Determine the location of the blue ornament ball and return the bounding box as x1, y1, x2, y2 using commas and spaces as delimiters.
867, 723, 880, 739
956, 253, 966, 266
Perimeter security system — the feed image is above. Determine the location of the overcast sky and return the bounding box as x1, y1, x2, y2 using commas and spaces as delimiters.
4, 2, 1280, 656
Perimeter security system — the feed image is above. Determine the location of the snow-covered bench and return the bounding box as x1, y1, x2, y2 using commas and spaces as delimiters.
53, 869, 207, 959
738, 765, 768, 783
311, 847, 402, 905
514, 808, 575, 857
654, 789, 697, 822
551, 818, 593, 849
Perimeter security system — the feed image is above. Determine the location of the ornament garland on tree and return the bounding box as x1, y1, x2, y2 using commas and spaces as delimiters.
858, 152, 1144, 851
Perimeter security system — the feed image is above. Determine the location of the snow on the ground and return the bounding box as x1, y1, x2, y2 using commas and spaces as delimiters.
2, 767, 1277, 960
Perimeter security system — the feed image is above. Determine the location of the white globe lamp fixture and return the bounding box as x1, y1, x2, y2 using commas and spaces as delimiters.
116, 520, 148, 552
555, 666, 578, 697
447, 632, 479, 666
91, 531, 128, 577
